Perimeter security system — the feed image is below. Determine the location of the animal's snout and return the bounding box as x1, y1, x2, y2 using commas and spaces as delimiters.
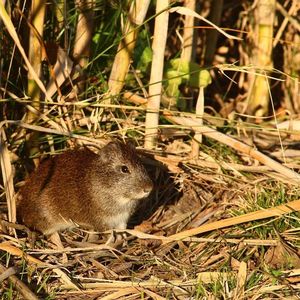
144, 181, 153, 195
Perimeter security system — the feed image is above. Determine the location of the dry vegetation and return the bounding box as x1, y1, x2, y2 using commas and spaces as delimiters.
1, 0, 300, 299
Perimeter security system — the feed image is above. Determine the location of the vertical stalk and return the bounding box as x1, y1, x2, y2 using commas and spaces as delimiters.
72, 0, 95, 122
191, 86, 204, 157
180, 0, 195, 62
247, 0, 275, 117
108, 0, 150, 101
73, 0, 95, 68
144, 1, 169, 149
204, 0, 223, 66
26, 0, 46, 164
27, 0, 46, 122
0, 129, 16, 223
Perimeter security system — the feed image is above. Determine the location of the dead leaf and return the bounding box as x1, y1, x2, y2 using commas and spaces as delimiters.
264, 243, 300, 268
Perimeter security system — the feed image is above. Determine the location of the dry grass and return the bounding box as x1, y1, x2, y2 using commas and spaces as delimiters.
1, 118, 300, 299
1, 1, 300, 299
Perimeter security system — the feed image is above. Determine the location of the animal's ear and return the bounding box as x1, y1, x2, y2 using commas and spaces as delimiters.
98, 140, 122, 159
125, 139, 136, 150
102, 140, 120, 151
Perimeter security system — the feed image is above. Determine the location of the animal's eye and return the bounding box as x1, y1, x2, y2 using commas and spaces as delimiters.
121, 165, 130, 173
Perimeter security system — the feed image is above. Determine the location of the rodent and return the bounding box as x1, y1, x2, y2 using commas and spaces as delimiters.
17, 141, 153, 235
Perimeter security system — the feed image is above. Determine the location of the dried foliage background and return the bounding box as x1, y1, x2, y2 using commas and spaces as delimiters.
0, 0, 300, 299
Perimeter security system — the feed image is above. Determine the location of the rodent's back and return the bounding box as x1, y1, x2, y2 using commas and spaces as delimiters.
17, 149, 96, 234
17, 141, 153, 234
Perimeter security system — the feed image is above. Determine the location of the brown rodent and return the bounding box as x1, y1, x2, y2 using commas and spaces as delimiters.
17, 141, 153, 235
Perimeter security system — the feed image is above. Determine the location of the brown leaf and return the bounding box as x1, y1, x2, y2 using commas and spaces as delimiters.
264, 243, 300, 269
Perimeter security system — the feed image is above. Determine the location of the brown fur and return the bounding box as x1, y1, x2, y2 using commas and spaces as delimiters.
17, 141, 153, 235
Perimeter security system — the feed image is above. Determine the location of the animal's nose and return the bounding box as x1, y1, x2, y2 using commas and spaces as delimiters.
144, 182, 153, 194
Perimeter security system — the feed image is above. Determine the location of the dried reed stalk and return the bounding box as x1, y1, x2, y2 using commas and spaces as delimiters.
108, 0, 151, 99
144, 0, 169, 149
179, 0, 201, 157
233, 261, 247, 299
73, 0, 95, 68
180, 0, 196, 62
0, 129, 15, 223
165, 199, 300, 242
191, 86, 204, 157
0, 120, 106, 146
247, 0, 276, 116
26, 0, 46, 164
27, 0, 46, 122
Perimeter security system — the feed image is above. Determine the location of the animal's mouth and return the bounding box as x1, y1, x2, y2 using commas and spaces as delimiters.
133, 190, 151, 200
123, 184, 153, 201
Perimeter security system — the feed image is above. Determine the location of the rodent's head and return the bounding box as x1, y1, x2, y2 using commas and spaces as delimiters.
92, 141, 153, 204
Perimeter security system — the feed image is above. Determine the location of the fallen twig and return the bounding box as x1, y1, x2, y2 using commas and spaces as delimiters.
164, 199, 300, 242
